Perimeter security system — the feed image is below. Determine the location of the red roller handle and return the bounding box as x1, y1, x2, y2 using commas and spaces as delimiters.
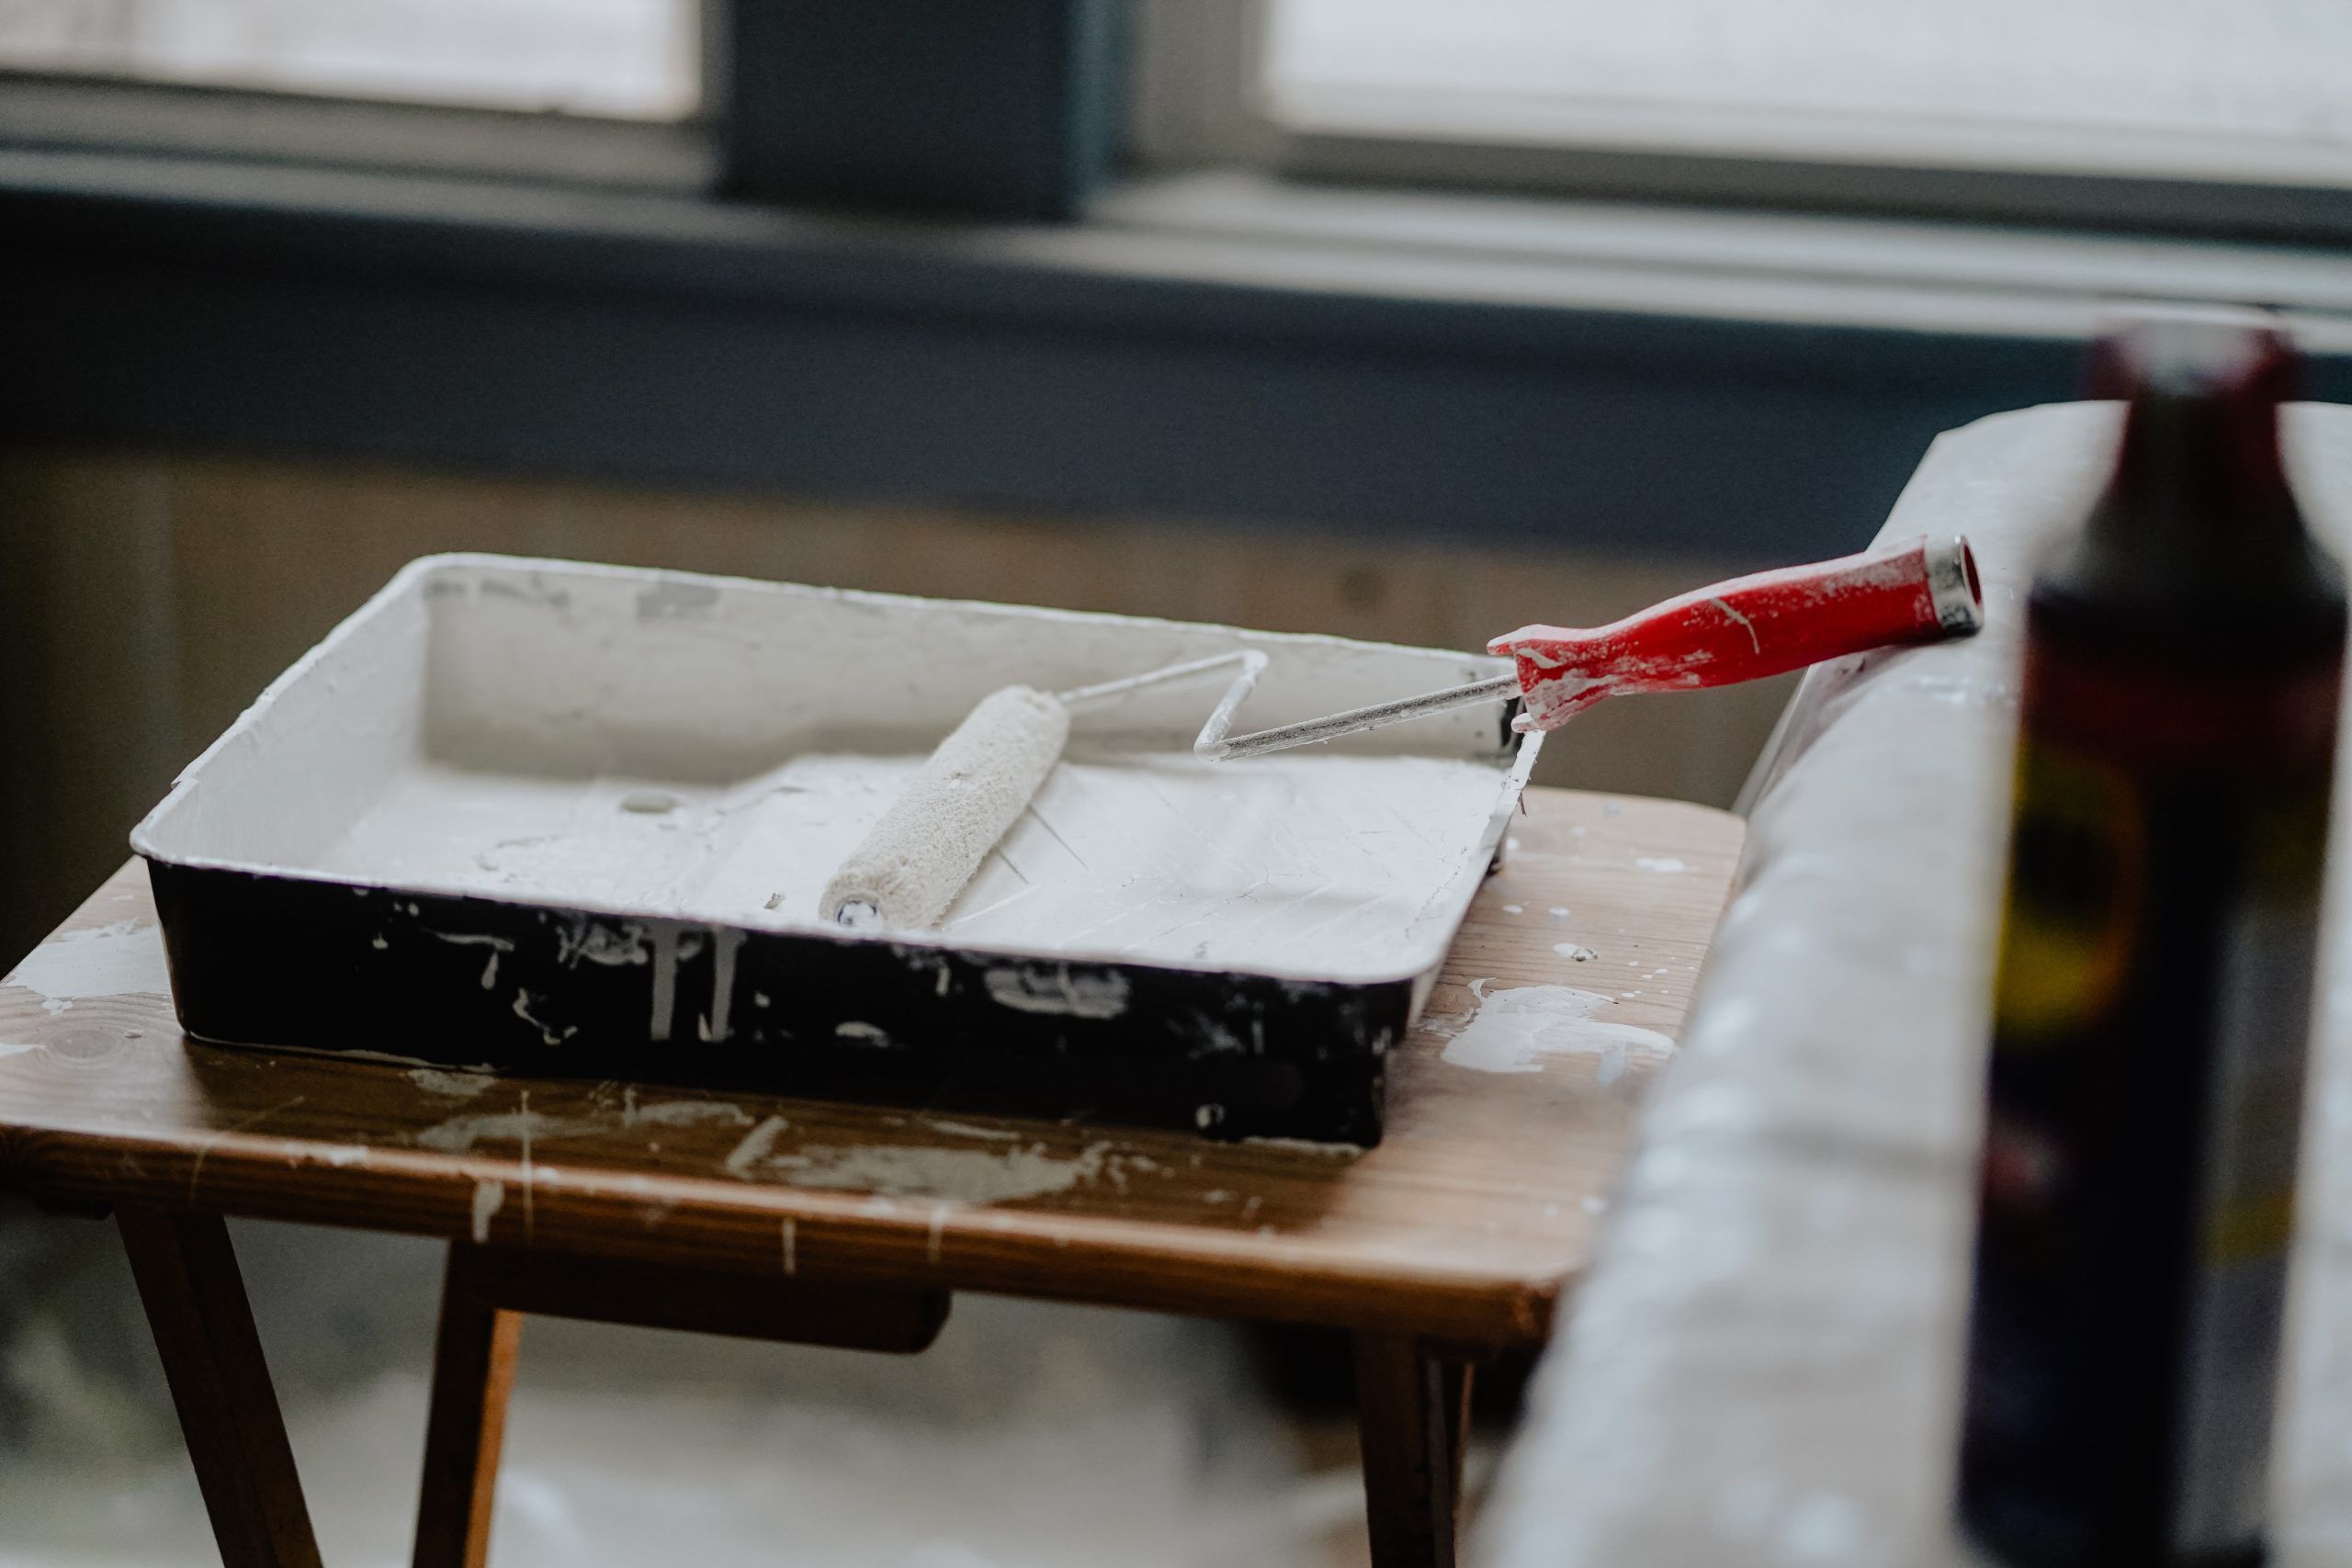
1488, 534, 1983, 732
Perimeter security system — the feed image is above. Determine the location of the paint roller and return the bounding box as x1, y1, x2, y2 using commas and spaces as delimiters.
820, 652, 1264, 930
820, 536, 1981, 931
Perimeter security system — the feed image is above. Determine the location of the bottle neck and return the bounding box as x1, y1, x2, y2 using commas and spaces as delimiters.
2038, 311, 2343, 660
2068, 381, 2330, 617
2086, 386, 2301, 554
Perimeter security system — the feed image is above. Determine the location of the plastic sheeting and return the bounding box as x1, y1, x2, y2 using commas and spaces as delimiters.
1479, 401, 2352, 1566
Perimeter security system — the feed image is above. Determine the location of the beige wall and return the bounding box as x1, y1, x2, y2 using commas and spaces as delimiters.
0, 447, 1792, 964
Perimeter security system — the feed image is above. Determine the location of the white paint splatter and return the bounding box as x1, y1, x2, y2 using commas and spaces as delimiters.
1440, 984, 1675, 1076
1709, 595, 1761, 654
408, 1067, 494, 1099
764, 1141, 1125, 1204
649, 924, 679, 1042
924, 1118, 1023, 1142
511, 988, 576, 1046
983, 966, 1129, 1020
427, 931, 513, 988
1417, 1005, 1473, 1040
724, 1114, 792, 1176
1501, 904, 1524, 915
417, 1109, 601, 1154
556, 922, 649, 968
0, 1042, 44, 1060
471, 1179, 505, 1242
835, 1021, 891, 1046
6, 921, 170, 1003
1237, 1135, 1361, 1156
1554, 943, 1599, 961
1634, 857, 1688, 874
624, 1098, 752, 1130
702, 928, 746, 1043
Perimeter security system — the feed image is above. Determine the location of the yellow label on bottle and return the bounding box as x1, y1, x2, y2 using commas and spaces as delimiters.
1991, 738, 2143, 1043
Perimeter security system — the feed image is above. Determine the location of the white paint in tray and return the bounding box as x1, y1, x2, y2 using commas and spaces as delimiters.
131, 556, 1539, 987
308, 750, 1511, 977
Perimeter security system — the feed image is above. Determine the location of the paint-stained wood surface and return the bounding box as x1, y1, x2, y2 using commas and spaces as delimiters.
0, 788, 1740, 1348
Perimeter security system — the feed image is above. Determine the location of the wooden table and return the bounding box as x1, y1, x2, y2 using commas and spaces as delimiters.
0, 786, 1740, 1568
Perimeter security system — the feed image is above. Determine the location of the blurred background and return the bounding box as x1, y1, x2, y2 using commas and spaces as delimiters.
6, 4, 2352, 1563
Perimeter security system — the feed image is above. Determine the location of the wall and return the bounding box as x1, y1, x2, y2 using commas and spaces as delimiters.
0, 447, 1792, 966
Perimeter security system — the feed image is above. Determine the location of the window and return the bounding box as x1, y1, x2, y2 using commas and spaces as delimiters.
1134, 0, 2352, 238
1263, 0, 2352, 186
0, 0, 697, 119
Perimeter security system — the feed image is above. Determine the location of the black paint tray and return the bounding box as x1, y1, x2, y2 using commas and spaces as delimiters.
132, 556, 1536, 1143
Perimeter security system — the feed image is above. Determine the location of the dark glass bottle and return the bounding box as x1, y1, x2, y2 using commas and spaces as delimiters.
1960, 312, 2345, 1566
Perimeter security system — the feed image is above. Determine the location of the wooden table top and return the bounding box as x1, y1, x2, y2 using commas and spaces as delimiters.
0, 786, 1740, 1348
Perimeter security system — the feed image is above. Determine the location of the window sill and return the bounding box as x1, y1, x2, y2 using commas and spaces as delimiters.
6, 140, 2347, 553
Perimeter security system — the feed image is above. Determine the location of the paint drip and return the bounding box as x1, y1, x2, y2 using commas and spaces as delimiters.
1440, 984, 1674, 1076
4, 922, 171, 1009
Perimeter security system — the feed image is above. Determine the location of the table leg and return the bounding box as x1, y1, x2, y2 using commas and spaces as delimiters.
413, 1245, 523, 1568
1354, 1332, 1474, 1568
116, 1207, 322, 1568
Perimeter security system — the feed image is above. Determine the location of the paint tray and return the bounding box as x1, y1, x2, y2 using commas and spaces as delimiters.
132, 556, 1538, 1144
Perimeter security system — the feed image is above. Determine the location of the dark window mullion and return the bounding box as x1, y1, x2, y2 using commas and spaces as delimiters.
712, 0, 1122, 220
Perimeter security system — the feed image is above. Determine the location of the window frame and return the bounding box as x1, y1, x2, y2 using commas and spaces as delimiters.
0, 71, 714, 189
1, 0, 1120, 220
0, 0, 706, 124
6, 0, 2352, 570
1130, 0, 2352, 246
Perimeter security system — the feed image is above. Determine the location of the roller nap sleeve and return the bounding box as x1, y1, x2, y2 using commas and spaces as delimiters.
819, 685, 1071, 930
